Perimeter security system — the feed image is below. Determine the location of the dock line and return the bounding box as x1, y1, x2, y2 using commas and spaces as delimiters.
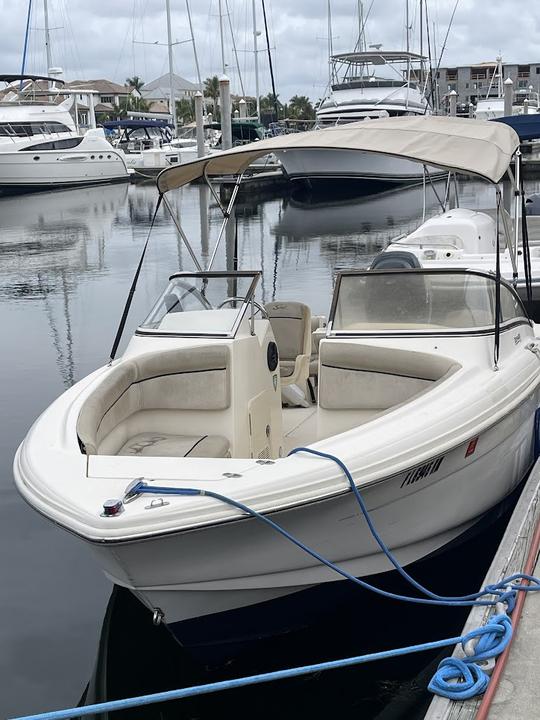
13, 448, 540, 719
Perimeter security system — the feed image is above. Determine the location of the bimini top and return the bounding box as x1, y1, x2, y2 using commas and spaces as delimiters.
331, 51, 426, 65
157, 115, 520, 193
0, 73, 65, 85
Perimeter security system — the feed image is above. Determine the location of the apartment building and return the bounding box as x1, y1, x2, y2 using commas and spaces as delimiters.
437, 60, 540, 107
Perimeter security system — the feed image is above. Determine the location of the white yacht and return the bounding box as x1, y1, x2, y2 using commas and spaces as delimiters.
278, 51, 442, 186
14, 117, 540, 649
0, 74, 129, 192
475, 57, 540, 120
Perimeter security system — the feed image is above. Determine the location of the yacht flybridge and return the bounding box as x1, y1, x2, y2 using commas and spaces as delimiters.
0, 74, 129, 191
14, 116, 540, 648
278, 51, 442, 186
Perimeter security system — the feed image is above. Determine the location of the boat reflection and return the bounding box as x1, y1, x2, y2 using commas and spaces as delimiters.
273, 181, 447, 252
0, 183, 128, 386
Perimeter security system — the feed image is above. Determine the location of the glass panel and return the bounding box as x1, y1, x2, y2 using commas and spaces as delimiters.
139, 273, 260, 336
0, 121, 71, 137
331, 271, 527, 334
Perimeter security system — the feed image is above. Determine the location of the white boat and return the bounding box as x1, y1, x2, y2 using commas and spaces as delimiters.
0, 74, 129, 191
14, 116, 540, 648
278, 50, 443, 186
475, 57, 540, 120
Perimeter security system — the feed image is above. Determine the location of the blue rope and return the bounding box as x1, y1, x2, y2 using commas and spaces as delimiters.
4, 632, 492, 720
129, 466, 540, 610
122, 447, 540, 703
8, 607, 516, 719
288, 447, 540, 610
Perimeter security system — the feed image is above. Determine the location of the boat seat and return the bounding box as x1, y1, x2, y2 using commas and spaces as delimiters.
371, 251, 422, 270
265, 301, 312, 391
117, 433, 230, 458
77, 345, 230, 456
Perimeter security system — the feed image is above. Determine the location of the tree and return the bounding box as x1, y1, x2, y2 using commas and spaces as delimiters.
97, 95, 150, 121
126, 76, 145, 92
259, 92, 283, 117
287, 95, 315, 120
204, 76, 220, 114
176, 98, 195, 125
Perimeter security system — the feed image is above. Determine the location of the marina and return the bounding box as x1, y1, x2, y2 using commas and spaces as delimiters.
2, 1, 540, 719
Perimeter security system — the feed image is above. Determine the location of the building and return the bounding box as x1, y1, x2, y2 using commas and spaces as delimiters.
437, 60, 540, 108
141, 73, 200, 111
66, 80, 139, 124
0, 77, 140, 128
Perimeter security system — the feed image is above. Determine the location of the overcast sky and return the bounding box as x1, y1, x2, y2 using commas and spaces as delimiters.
1, 0, 539, 102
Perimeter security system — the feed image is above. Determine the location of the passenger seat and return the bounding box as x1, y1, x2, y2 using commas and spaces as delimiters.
265, 301, 312, 401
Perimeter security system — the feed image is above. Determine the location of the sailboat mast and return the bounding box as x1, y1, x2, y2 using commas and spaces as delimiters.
327, 0, 333, 89
165, 0, 178, 135
219, 0, 226, 74
185, 0, 203, 95
358, 1, 365, 52
43, 0, 53, 72
252, 0, 260, 121
405, 0, 411, 109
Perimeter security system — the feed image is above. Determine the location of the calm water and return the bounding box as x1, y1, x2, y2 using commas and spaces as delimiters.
1, 177, 537, 718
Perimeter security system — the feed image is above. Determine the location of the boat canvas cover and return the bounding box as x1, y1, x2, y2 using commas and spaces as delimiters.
157, 116, 520, 193
492, 113, 540, 142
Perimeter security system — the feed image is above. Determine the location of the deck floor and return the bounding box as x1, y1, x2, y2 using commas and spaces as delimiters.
488, 555, 540, 719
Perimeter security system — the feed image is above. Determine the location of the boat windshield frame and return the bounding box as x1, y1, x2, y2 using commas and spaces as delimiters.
136, 270, 263, 339
326, 268, 531, 338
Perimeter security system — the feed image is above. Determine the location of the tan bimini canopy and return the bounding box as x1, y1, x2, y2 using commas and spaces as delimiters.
157, 115, 520, 193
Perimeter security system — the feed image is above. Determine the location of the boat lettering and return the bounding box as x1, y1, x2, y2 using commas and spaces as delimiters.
400, 457, 444, 489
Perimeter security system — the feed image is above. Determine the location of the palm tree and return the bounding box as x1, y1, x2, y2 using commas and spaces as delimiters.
288, 95, 315, 120
126, 76, 145, 92
204, 76, 220, 114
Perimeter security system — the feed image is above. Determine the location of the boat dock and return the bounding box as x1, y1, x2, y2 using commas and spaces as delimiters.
424, 461, 540, 720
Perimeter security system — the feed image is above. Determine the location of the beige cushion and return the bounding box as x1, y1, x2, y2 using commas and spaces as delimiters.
319, 341, 460, 411
280, 360, 296, 378
117, 433, 230, 458
77, 345, 230, 455
265, 302, 312, 361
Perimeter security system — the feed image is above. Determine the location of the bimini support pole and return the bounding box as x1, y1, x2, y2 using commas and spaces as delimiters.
422, 165, 427, 222
207, 171, 244, 271
108, 195, 164, 364
513, 150, 522, 284
161, 193, 203, 272
494, 187, 502, 371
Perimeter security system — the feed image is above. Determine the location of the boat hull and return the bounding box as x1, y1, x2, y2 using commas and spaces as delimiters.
0, 141, 129, 192
277, 148, 445, 185
89, 390, 538, 642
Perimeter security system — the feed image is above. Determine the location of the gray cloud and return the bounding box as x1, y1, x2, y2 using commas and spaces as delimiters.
2, 0, 538, 102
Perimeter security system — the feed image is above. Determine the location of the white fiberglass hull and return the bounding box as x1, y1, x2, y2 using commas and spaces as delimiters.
14, 324, 540, 643
0, 134, 129, 189
278, 148, 444, 184
85, 391, 536, 631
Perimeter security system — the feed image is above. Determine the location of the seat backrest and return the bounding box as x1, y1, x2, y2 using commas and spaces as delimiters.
77, 345, 230, 455
319, 341, 459, 410
370, 251, 422, 270
265, 301, 312, 362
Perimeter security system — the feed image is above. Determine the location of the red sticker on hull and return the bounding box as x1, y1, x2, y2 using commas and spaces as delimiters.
465, 437, 479, 457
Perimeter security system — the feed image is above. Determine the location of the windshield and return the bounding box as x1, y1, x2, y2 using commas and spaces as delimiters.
329, 270, 528, 334
138, 271, 261, 336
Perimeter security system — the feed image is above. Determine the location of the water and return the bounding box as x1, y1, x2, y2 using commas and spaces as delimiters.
0, 177, 536, 718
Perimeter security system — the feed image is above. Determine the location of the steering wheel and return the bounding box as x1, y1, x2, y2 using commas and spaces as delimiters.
218, 297, 267, 317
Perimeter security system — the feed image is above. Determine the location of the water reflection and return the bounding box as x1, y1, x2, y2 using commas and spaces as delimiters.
0, 184, 128, 387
